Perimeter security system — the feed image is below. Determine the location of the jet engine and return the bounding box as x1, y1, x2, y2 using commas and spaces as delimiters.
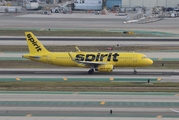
97, 64, 113, 72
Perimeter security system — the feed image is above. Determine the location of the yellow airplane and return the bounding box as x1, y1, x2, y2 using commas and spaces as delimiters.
22, 32, 153, 74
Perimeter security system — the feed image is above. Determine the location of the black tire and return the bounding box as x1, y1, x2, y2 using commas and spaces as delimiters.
134, 71, 137, 74
88, 71, 92, 74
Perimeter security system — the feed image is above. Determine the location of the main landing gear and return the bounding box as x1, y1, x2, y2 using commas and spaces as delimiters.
133, 68, 137, 74
88, 68, 94, 74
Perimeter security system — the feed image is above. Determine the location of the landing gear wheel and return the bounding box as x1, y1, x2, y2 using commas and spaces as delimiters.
88, 69, 94, 74
134, 70, 137, 74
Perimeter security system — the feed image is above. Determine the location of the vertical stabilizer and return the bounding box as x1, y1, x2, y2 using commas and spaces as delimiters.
25, 32, 49, 54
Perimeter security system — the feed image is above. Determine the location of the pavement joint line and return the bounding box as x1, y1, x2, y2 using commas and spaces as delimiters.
157, 78, 162, 81
100, 101, 105, 105
73, 92, 79, 95
110, 78, 114, 81
105, 29, 110, 31
40, 28, 45, 31
157, 115, 162, 118
26, 114, 32, 117
16, 78, 21, 81
63, 78, 67, 81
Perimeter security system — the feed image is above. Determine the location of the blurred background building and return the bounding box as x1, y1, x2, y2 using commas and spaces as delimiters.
0, 0, 179, 10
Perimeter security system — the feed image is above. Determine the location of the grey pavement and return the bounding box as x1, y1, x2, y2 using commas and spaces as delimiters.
0, 117, 178, 120
1, 40, 179, 46
0, 93, 178, 119
0, 94, 179, 102
1, 13, 179, 34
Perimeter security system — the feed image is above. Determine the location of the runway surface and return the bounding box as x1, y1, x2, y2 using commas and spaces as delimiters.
1, 40, 179, 46
0, 13, 179, 34
1, 37, 179, 41
0, 68, 179, 82
1, 11, 179, 120
0, 91, 178, 120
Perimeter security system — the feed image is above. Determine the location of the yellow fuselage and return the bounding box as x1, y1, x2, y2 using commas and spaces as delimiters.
23, 52, 153, 68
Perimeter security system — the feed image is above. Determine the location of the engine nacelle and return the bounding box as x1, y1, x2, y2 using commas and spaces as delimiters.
97, 64, 113, 72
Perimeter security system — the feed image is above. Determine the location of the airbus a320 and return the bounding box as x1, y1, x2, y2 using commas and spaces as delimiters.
22, 32, 153, 74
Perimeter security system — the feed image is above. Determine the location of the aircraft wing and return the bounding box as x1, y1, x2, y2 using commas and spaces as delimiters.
170, 108, 179, 113
68, 52, 107, 66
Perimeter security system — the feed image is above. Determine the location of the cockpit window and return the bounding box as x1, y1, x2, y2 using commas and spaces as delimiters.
142, 56, 147, 59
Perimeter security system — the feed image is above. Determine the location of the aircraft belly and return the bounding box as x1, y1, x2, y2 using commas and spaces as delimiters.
116, 60, 134, 67
54, 59, 77, 67
33, 57, 50, 64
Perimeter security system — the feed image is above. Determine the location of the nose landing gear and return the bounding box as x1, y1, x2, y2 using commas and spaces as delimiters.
134, 68, 137, 74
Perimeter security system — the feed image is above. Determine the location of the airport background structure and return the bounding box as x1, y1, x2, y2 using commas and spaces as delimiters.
41, 0, 179, 9
1, 0, 179, 10
122, 0, 179, 8
39, 0, 179, 8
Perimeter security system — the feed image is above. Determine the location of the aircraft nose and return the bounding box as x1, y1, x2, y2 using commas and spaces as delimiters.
148, 59, 153, 65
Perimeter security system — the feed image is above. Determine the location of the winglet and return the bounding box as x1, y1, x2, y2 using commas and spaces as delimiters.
75, 46, 81, 52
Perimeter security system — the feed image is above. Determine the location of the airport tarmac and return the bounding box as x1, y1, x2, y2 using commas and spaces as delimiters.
0, 13, 179, 34
0, 92, 178, 120
1, 40, 179, 46
0, 68, 179, 82
0, 11, 179, 120
1, 117, 178, 120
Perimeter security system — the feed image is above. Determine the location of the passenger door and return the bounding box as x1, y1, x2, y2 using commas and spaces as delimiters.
133, 55, 137, 62
47, 54, 52, 64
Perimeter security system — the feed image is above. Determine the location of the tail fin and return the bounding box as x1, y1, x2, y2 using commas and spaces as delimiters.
25, 32, 49, 54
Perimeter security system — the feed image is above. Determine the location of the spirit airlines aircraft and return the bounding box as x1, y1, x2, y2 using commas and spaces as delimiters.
22, 32, 153, 74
